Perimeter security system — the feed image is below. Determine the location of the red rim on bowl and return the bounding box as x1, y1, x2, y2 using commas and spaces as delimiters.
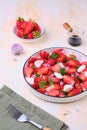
23, 47, 87, 103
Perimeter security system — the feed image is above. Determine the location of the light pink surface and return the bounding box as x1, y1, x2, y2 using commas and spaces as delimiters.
0, 1, 87, 130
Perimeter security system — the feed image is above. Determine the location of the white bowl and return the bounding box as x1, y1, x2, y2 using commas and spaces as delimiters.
23, 47, 87, 103
13, 22, 45, 42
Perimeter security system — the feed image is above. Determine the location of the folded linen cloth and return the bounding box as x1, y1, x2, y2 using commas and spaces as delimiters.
0, 85, 68, 130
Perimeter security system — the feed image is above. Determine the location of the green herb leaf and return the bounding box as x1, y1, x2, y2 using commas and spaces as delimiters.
50, 52, 58, 59
35, 73, 40, 77
70, 55, 77, 60
59, 68, 66, 75
77, 77, 82, 83
49, 78, 54, 85
39, 80, 47, 88
32, 65, 36, 68
76, 65, 80, 69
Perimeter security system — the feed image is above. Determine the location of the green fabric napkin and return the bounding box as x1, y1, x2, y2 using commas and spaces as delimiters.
0, 85, 68, 130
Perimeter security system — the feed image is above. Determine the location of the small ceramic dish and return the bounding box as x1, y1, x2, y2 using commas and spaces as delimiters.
13, 22, 45, 42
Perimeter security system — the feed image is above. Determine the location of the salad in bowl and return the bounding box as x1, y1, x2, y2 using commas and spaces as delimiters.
23, 47, 87, 103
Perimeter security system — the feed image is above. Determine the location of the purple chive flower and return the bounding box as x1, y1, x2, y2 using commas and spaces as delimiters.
11, 43, 24, 55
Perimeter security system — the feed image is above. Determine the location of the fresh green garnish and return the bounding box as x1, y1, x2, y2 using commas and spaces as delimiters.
50, 52, 58, 59
49, 78, 54, 85
35, 73, 40, 77
59, 68, 66, 75
70, 55, 77, 60
32, 65, 36, 68
76, 65, 80, 69
39, 80, 47, 88
77, 77, 82, 83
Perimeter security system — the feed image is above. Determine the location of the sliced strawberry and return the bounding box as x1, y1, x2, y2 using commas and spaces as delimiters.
37, 88, 46, 94
81, 62, 87, 66
34, 77, 43, 85
50, 76, 60, 83
48, 89, 59, 96
81, 81, 87, 91
66, 59, 80, 67
24, 67, 33, 77
78, 73, 87, 81
57, 54, 67, 62
42, 75, 48, 81
28, 57, 37, 63
52, 49, 63, 55
37, 66, 49, 75
47, 58, 56, 66
54, 83, 61, 90
63, 75, 75, 84
51, 64, 60, 72
66, 67, 77, 74
40, 50, 49, 59
68, 88, 82, 96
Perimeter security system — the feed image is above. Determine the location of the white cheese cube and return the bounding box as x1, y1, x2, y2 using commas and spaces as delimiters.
63, 84, 73, 92
54, 72, 63, 79
77, 65, 86, 72
34, 60, 43, 68
26, 77, 34, 85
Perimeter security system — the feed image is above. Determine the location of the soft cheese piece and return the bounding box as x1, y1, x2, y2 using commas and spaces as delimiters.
54, 72, 63, 79
34, 60, 43, 68
77, 64, 86, 72
63, 84, 73, 92
26, 77, 34, 85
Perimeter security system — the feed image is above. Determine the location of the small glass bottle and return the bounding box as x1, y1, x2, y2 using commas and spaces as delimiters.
63, 23, 84, 46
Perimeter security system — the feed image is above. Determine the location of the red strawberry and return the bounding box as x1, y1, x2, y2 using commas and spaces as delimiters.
81, 62, 87, 66
48, 89, 59, 96
24, 67, 33, 77
54, 84, 61, 90
52, 49, 63, 55
57, 54, 67, 62
16, 29, 24, 38
37, 88, 46, 94
51, 64, 60, 72
16, 17, 24, 29
27, 31, 40, 39
40, 51, 49, 59
68, 88, 82, 96
34, 77, 42, 84
66, 67, 76, 74
22, 20, 34, 35
50, 76, 60, 83
78, 73, 87, 81
28, 57, 37, 63
27, 32, 34, 39
63, 75, 75, 84
81, 81, 87, 91
47, 58, 56, 66
66, 59, 80, 67
33, 22, 41, 32
37, 66, 49, 75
